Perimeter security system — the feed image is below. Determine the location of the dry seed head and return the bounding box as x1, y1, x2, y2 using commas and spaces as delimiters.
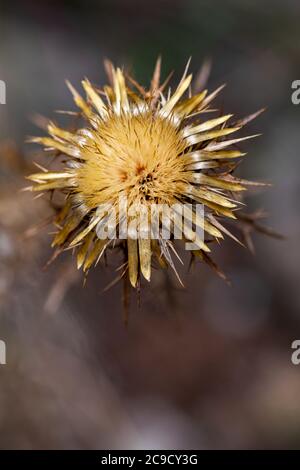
27, 61, 263, 288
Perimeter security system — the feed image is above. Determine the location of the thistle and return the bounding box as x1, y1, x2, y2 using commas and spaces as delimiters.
27, 59, 264, 291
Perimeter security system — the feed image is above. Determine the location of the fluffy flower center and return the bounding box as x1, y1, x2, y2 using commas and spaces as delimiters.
76, 112, 187, 208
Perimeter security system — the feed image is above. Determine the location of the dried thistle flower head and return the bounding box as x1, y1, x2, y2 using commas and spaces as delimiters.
27, 59, 264, 290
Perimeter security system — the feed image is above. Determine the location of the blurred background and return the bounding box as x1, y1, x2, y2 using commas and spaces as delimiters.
0, 0, 300, 450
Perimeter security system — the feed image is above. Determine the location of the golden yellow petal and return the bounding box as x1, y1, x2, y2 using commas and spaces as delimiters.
127, 238, 139, 287
27, 171, 73, 182
138, 237, 151, 282
206, 134, 261, 151
187, 186, 236, 208
31, 179, 74, 191
172, 211, 210, 252
48, 123, 76, 142
52, 213, 85, 247
76, 232, 93, 269
69, 216, 101, 247
66, 80, 94, 119
29, 136, 82, 159
104, 85, 114, 103
174, 204, 223, 239
193, 198, 236, 219
83, 239, 107, 272
82, 79, 108, 118
184, 161, 221, 171
189, 174, 245, 191
112, 68, 129, 112
182, 150, 245, 165
183, 114, 233, 138
174, 90, 207, 116
160, 74, 192, 117
185, 127, 240, 146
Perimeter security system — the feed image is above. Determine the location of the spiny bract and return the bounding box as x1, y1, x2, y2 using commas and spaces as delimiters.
27, 59, 262, 288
